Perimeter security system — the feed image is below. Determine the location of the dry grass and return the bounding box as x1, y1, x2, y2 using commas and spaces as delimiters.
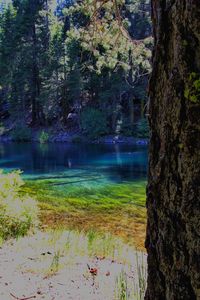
0, 229, 147, 300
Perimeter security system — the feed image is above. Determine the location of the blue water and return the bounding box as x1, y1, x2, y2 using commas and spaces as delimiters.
0, 143, 148, 186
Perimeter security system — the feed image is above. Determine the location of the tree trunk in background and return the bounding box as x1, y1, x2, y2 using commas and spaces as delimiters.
145, 1, 200, 299
140, 99, 144, 119
129, 98, 134, 126
61, 81, 69, 124
31, 23, 40, 125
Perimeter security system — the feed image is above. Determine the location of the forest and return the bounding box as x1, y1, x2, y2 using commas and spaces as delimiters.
0, 0, 151, 141
0, 0, 200, 300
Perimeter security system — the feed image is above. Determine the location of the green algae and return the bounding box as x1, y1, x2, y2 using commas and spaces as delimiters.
23, 179, 147, 249
25, 180, 146, 212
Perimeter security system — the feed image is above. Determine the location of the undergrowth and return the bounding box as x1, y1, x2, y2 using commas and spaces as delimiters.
0, 170, 38, 242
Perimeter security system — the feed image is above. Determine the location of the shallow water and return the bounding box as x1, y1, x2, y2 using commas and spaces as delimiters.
0, 142, 148, 247
0, 142, 148, 187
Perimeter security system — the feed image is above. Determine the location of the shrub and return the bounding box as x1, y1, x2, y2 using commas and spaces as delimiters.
136, 118, 149, 138
81, 108, 109, 138
39, 130, 49, 144
120, 117, 137, 136
0, 170, 38, 241
12, 126, 32, 142
71, 135, 84, 143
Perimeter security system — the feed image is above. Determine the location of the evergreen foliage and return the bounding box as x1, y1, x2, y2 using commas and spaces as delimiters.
11, 126, 32, 142
81, 107, 109, 138
0, 0, 152, 138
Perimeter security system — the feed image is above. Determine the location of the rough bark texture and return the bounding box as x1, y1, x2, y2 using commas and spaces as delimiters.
145, 1, 200, 299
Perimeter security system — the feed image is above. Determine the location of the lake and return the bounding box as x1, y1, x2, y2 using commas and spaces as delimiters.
0, 142, 148, 248
0, 142, 148, 185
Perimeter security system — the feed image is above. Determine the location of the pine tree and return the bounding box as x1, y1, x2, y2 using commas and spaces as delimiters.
145, 1, 200, 298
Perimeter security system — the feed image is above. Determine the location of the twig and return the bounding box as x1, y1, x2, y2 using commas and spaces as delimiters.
10, 293, 36, 300
57, 282, 66, 286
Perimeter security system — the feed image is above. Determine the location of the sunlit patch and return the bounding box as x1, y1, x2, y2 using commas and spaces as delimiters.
0, 170, 38, 241
25, 179, 147, 249
0, 230, 147, 299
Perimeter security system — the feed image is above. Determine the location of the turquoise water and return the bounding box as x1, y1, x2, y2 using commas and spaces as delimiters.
0, 143, 148, 187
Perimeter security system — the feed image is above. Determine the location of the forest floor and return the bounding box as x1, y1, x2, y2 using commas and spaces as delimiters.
0, 230, 147, 300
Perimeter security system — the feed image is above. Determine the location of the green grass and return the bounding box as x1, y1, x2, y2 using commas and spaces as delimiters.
23, 179, 146, 249
24, 180, 145, 210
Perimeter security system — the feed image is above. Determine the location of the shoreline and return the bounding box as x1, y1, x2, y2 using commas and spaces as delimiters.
0, 134, 149, 146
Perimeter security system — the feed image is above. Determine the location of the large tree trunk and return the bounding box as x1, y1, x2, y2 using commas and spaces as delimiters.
145, 1, 200, 299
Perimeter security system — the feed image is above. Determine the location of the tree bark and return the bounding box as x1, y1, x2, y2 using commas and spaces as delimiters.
145, 1, 200, 299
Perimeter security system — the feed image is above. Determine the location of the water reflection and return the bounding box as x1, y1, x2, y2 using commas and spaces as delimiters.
0, 142, 148, 184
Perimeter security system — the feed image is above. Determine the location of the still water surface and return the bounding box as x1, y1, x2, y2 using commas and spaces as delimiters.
0, 143, 148, 186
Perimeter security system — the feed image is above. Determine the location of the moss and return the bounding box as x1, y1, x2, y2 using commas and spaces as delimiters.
184, 88, 190, 99
189, 95, 198, 103
189, 72, 197, 80
184, 72, 200, 103
183, 40, 188, 46
193, 79, 200, 90
178, 143, 184, 150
